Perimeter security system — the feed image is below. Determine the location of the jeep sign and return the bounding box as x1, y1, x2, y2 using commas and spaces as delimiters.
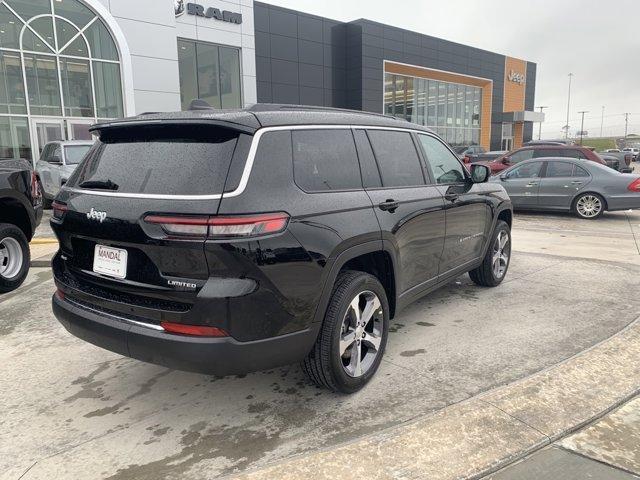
507, 70, 526, 85
184, 2, 242, 24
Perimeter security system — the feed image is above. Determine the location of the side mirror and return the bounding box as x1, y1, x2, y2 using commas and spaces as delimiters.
499, 173, 508, 181
470, 164, 490, 183
502, 157, 511, 165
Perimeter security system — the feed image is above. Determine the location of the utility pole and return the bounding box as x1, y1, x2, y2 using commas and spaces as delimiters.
565, 73, 573, 139
578, 110, 588, 145
537, 106, 548, 140
600, 106, 604, 137
624, 112, 630, 139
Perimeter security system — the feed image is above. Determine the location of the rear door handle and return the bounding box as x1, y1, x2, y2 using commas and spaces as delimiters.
526, 182, 539, 187
571, 181, 583, 185
378, 199, 399, 212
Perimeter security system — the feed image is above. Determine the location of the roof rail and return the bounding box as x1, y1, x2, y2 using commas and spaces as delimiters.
245, 103, 402, 120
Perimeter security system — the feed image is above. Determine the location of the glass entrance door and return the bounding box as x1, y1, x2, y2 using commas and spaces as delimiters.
501, 123, 514, 151
31, 119, 65, 161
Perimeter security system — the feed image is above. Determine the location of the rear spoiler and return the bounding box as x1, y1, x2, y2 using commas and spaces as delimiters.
89, 118, 258, 136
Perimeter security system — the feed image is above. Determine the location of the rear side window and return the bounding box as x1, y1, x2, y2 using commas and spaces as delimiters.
545, 161, 574, 177
367, 130, 425, 187
292, 129, 361, 192
573, 165, 589, 177
70, 125, 239, 195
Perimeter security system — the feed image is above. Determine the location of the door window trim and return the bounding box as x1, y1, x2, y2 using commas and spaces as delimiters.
62, 124, 441, 200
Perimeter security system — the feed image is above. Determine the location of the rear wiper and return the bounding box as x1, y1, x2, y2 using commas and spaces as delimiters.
78, 179, 119, 191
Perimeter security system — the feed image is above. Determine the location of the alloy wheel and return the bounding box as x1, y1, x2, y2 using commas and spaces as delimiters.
492, 230, 510, 279
576, 195, 602, 218
339, 290, 384, 378
0, 237, 23, 280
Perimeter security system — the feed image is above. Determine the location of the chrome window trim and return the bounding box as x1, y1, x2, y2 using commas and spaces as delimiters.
62, 124, 437, 200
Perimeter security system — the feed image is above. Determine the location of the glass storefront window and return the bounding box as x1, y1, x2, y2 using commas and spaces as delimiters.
53, 0, 96, 30
4, 0, 51, 22
219, 46, 241, 108
0, 51, 26, 114
384, 73, 482, 146
0, 116, 31, 160
61, 57, 93, 117
85, 20, 119, 61
93, 61, 123, 118
0, 3, 22, 49
178, 39, 242, 110
24, 53, 62, 116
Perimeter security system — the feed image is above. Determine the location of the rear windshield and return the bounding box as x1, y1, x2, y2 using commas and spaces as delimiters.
69, 125, 239, 195
64, 145, 92, 165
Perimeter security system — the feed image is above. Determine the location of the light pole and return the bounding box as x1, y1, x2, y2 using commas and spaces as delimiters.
537, 106, 548, 140
578, 110, 588, 145
565, 73, 573, 139
600, 106, 605, 137
624, 113, 630, 139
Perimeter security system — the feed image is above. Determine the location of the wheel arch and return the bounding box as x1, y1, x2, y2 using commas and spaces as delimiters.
0, 195, 34, 240
312, 241, 399, 325
571, 191, 608, 212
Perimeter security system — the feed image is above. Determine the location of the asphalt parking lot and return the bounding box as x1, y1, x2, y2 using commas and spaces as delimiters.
1, 209, 640, 480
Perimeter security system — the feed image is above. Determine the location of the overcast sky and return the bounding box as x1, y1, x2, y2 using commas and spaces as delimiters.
267, 0, 640, 138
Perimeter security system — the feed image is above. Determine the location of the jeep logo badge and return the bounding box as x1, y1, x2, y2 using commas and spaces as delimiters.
87, 208, 107, 223
507, 70, 525, 85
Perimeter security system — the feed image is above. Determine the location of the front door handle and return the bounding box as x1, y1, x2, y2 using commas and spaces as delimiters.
378, 199, 399, 212
571, 181, 583, 185
526, 182, 539, 187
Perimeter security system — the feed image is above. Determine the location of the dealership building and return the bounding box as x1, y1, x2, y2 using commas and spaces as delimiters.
0, 0, 542, 162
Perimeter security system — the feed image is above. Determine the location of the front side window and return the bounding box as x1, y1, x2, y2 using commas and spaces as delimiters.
367, 130, 425, 187
418, 134, 466, 184
178, 39, 242, 110
506, 161, 543, 179
292, 129, 361, 192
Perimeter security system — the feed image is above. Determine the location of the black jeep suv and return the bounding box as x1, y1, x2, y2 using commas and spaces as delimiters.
51, 105, 513, 393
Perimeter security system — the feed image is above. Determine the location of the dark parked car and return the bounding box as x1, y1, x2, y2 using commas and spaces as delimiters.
490, 157, 640, 219
50, 105, 513, 393
0, 158, 43, 292
484, 145, 609, 175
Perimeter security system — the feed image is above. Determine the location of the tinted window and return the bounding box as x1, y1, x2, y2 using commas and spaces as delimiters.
559, 149, 587, 160
545, 161, 574, 177
71, 125, 239, 195
573, 165, 589, 177
64, 145, 91, 165
367, 130, 425, 187
510, 149, 535, 163
506, 161, 543, 179
50, 145, 62, 162
353, 129, 382, 188
533, 149, 562, 158
291, 129, 361, 192
418, 134, 466, 184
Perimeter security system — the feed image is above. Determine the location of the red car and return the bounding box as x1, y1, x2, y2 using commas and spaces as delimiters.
484, 145, 607, 175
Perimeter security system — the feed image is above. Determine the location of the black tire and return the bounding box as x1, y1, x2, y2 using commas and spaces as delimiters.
469, 220, 511, 287
573, 192, 605, 220
0, 223, 30, 293
302, 270, 389, 393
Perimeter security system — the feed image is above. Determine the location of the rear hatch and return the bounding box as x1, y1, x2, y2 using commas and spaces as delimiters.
51, 122, 251, 321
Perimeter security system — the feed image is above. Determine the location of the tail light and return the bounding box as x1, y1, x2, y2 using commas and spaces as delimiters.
161, 322, 228, 337
628, 178, 640, 192
31, 172, 41, 199
144, 212, 289, 239
52, 201, 68, 220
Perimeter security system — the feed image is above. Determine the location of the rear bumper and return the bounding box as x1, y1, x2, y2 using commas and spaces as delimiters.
606, 194, 640, 211
52, 293, 318, 376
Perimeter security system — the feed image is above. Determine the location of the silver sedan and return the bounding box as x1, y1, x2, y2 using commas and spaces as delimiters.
489, 157, 640, 219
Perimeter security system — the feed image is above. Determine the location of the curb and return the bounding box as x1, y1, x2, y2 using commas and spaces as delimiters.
229, 316, 640, 480
30, 238, 58, 245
